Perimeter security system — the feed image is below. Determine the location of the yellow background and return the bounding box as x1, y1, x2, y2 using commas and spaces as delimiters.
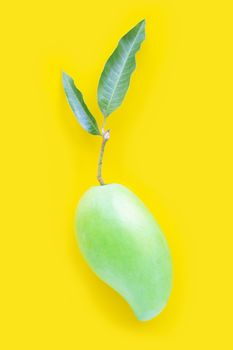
1, 0, 233, 348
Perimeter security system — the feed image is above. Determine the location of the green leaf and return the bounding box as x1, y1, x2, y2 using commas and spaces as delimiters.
62, 72, 101, 135
97, 19, 145, 117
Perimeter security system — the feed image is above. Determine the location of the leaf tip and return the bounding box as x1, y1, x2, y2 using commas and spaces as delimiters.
62, 71, 72, 85
136, 18, 146, 30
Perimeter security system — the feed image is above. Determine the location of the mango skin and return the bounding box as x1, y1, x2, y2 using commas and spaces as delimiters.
75, 184, 172, 321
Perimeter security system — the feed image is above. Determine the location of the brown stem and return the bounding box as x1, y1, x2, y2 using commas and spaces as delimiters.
97, 129, 110, 185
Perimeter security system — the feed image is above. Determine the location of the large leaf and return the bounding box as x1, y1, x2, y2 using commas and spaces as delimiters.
98, 19, 145, 117
62, 72, 101, 135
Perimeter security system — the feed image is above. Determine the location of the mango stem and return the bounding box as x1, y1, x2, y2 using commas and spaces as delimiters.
97, 129, 110, 185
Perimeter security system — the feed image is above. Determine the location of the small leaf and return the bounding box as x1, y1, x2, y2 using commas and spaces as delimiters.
98, 19, 145, 117
62, 72, 101, 135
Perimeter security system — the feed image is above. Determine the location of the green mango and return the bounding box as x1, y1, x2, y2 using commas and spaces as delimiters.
75, 184, 172, 321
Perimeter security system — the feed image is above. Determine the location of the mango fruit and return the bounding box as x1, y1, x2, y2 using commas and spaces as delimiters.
75, 184, 172, 321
